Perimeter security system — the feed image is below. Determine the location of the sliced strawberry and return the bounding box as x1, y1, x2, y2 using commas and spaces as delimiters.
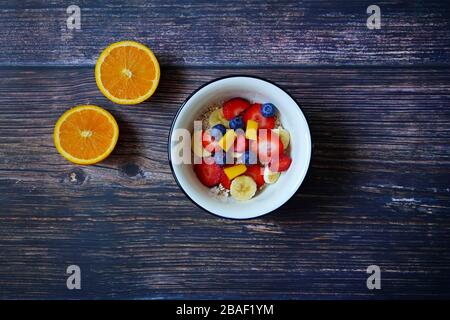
245, 165, 265, 188
194, 162, 222, 187
220, 171, 232, 189
270, 154, 292, 172
242, 103, 275, 130
223, 98, 250, 120
202, 130, 220, 153
250, 130, 282, 164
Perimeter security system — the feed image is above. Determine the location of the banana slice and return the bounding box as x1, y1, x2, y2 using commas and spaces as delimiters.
230, 176, 257, 201
208, 108, 230, 128
272, 126, 290, 150
263, 166, 281, 184
191, 133, 211, 158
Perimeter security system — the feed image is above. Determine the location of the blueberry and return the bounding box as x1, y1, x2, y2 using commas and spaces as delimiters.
210, 126, 225, 140
212, 124, 226, 136
261, 103, 276, 118
214, 151, 227, 166
229, 116, 244, 130
243, 150, 257, 165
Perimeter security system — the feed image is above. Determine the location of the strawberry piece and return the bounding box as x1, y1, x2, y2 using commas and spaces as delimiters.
234, 131, 248, 153
242, 103, 275, 130
223, 98, 250, 120
194, 162, 222, 187
220, 171, 232, 189
245, 165, 265, 188
250, 130, 282, 164
202, 130, 220, 153
270, 154, 292, 172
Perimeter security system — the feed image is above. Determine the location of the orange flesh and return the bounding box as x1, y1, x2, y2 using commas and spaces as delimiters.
59, 109, 115, 160
100, 46, 156, 100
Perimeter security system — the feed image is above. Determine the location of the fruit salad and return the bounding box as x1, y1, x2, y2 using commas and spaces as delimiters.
192, 97, 292, 201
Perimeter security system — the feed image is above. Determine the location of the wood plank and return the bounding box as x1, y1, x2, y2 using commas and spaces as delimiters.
0, 0, 449, 66
0, 66, 449, 298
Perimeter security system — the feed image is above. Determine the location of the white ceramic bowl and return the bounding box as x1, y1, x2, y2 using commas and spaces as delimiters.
168, 76, 312, 219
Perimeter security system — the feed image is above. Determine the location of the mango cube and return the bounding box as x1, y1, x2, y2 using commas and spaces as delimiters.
224, 164, 247, 180
245, 120, 258, 140
218, 130, 237, 151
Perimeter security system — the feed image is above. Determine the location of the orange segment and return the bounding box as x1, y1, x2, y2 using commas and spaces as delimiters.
95, 41, 160, 105
54, 105, 119, 165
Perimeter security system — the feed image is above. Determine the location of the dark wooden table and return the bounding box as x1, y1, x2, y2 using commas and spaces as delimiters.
0, 0, 449, 299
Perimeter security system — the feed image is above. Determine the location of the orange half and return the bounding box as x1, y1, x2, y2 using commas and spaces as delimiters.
54, 105, 119, 165
95, 41, 160, 105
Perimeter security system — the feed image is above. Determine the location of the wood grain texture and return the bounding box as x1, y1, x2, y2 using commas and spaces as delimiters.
0, 0, 449, 66
0, 67, 449, 299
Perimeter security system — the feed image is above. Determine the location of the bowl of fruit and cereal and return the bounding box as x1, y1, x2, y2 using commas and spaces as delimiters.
169, 76, 311, 219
